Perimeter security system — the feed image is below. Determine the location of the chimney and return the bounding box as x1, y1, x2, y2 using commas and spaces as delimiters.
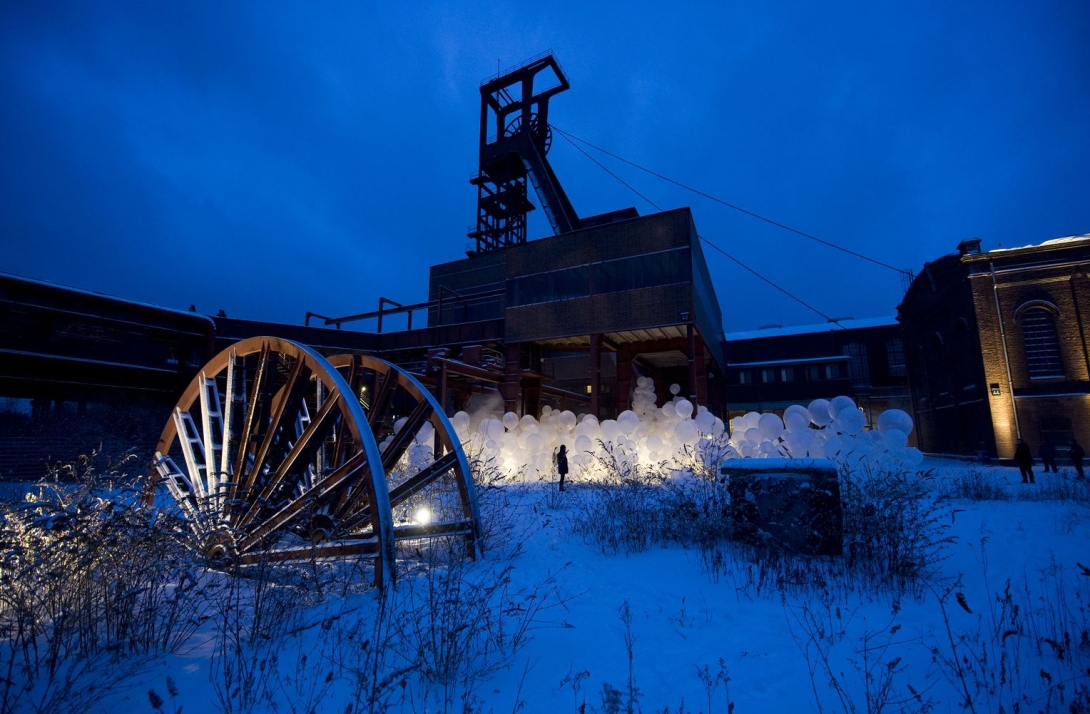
957, 238, 982, 255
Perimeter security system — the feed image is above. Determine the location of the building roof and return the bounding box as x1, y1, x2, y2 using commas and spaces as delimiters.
725, 316, 898, 342
983, 233, 1090, 254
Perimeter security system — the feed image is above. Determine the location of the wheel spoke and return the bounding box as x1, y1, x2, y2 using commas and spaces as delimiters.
236, 389, 343, 529
381, 399, 434, 472
246, 355, 309, 500
233, 343, 272, 501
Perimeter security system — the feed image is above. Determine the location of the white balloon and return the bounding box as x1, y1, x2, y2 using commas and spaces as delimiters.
669, 383, 681, 395
413, 421, 435, 445
393, 416, 408, 434
883, 428, 908, 450
903, 447, 924, 466
744, 427, 763, 444
452, 411, 471, 433
645, 435, 663, 454
808, 399, 833, 427
877, 409, 914, 435
674, 420, 699, 445
827, 396, 856, 419
834, 408, 866, 435
502, 412, 519, 430
758, 413, 785, 440
675, 399, 694, 419
695, 410, 716, 434
783, 404, 810, 433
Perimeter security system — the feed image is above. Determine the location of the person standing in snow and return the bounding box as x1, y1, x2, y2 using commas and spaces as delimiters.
1070, 439, 1086, 479
1014, 439, 1034, 484
556, 444, 568, 492
1039, 438, 1058, 473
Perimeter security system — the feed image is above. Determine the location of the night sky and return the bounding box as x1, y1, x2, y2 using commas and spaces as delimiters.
2, 2, 1088, 334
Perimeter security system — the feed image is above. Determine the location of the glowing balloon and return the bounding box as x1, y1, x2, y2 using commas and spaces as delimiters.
574, 435, 593, 454
502, 412, 519, 430
413, 422, 435, 445
675, 399, 694, 419
827, 396, 856, 419
695, 410, 716, 434
834, 407, 866, 435
758, 413, 785, 440
783, 404, 810, 433
808, 399, 833, 427
877, 409, 914, 435
675, 420, 699, 445
452, 411, 471, 433
669, 383, 681, 395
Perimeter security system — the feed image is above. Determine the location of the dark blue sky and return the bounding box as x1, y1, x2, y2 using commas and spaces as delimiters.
2, 2, 1088, 333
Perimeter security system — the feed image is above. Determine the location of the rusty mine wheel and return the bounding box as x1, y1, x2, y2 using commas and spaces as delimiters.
326, 353, 481, 556
145, 337, 481, 586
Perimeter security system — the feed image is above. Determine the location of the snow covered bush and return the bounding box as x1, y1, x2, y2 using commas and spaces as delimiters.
0, 453, 211, 714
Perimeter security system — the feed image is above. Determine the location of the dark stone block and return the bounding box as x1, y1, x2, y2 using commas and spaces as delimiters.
721, 458, 843, 556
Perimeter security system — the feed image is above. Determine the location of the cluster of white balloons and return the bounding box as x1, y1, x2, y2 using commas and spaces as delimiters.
725, 396, 923, 470
447, 377, 726, 481
391, 381, 924, 480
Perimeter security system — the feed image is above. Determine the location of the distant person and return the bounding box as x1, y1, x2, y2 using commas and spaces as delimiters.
1071, 439, 1086, 480
1039, 438, 1058, 473
1014, 439, 1034, 484
556, 444, 568, 492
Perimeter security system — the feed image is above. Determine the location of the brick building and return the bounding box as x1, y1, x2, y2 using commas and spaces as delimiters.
898, 234, 1090, 459
425, 207, 728, 419
723, 317, 912, 436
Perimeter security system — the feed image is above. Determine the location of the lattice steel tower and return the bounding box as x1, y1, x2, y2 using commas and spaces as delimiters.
468, 52, 581, 255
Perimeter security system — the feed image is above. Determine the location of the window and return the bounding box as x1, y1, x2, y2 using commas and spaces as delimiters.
807, 365, 821, 381
780, 367, 795, 382
592, 248, 692, 295
738, 370, 752, 385
886, 339, 906, 377
507, 265, 590, 306
760, 368, 776, 383
825, 363, 841, 379
1020, 307, 1063, 379
842, 343, 870, 386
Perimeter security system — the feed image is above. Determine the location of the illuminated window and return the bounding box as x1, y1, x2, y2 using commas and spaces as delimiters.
761, 368, 776, 383
825, 363, 841, 379
738, 370, 752, 385
780, 367, 795, 382
807, 365, 821, 381
1021, 307, 1063, 379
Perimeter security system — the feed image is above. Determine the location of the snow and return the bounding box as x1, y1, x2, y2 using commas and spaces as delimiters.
84, 456, 1090, 713
726, 316, 899, 342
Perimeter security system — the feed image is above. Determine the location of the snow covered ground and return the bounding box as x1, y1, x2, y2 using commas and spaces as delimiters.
57, 456, 1082, 714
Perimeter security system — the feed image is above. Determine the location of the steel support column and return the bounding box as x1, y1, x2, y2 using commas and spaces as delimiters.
589, 333, 601, 418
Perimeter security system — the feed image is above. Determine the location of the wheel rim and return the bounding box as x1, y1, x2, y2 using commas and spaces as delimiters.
145, 337, 395, 584
327, 354, 482, 556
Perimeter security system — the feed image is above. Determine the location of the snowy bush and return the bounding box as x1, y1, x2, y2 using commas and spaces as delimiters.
0, 453, 211, 714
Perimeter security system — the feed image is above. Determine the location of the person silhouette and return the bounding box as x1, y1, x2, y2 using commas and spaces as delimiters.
556, 444, 569, 492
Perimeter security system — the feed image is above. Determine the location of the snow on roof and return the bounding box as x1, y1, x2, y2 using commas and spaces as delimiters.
0, 270, 217, 326
725, 315, 898, 342
985, 233, 1090, 254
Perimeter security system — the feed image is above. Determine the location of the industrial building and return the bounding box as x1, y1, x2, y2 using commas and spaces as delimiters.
898, 235, 1090, 459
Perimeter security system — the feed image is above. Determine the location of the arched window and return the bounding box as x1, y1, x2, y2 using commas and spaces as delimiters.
1018, 303, 1063, 379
